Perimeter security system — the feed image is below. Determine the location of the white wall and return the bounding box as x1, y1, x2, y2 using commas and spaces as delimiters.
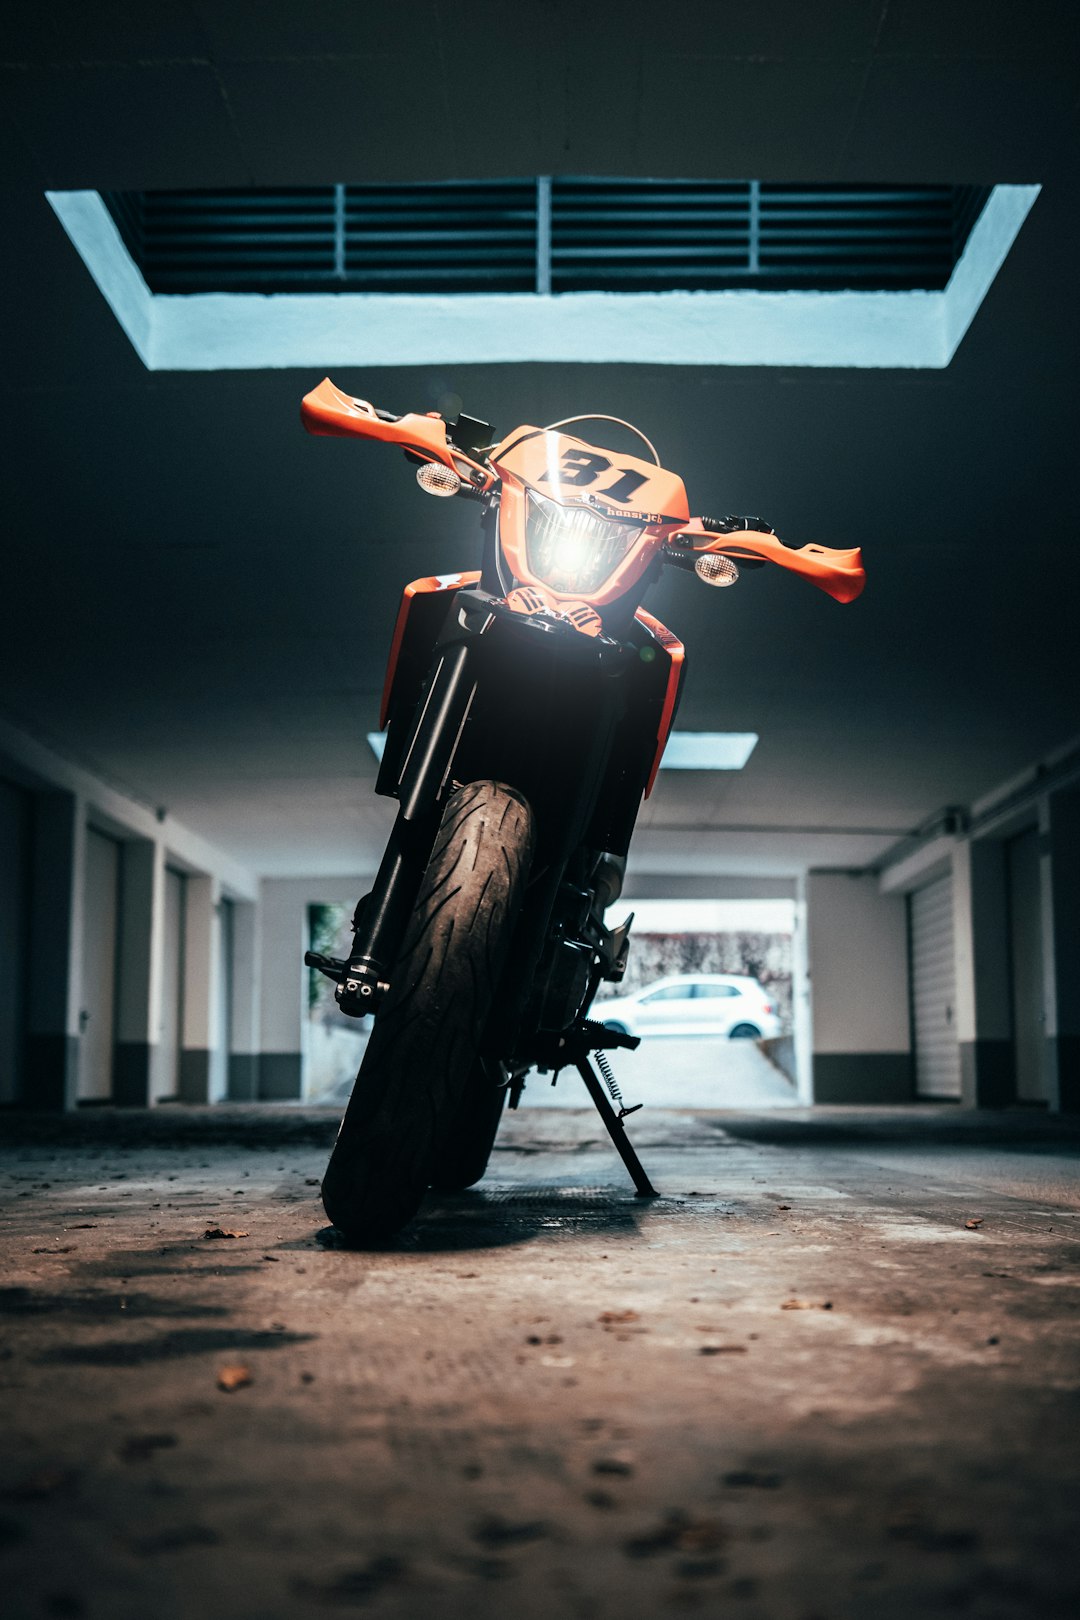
806, 872, 910, 1055
257, 874, 375, 1100
0, 717, 257, 1108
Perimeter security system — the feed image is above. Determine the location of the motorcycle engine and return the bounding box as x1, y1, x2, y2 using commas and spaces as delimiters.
532, 936, 594, 1033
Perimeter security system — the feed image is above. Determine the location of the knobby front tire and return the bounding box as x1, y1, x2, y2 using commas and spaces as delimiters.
428, 1062, 508, 1193
321, 780, 535, 1242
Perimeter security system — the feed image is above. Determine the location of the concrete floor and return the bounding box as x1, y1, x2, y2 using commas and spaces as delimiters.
1, 1104, 1078, 1620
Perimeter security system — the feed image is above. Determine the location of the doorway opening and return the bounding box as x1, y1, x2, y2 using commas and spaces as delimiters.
577, 896, 798, 1111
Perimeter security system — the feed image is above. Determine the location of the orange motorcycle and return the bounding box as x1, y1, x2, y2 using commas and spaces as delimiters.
301, 379, 864, 1240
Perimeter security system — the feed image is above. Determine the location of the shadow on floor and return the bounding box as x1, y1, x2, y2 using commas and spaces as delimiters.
318, 1184, 654, 1254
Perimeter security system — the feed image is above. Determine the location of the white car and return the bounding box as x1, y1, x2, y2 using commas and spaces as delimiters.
597, 974, 781, 1040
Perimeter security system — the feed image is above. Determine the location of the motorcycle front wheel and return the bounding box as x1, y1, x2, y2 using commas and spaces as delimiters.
428, 1060, 509, 1193
321, 779, 534, 1242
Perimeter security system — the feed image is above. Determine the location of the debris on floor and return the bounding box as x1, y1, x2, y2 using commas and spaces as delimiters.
215, 1364, 252, 1392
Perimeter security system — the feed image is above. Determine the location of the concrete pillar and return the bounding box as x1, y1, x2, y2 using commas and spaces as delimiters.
24, 790, 85, 1109
113, 837, 166, 1106
179, 873, 226, 1103
228, 899, 261, 1100
952, 839, 1013, 1106
1043, 789, 1080, 1112
0, 777, 31, 1106
791, 876, 813, 1104
805, 870, 911, 1102
257, 880, 305, 1099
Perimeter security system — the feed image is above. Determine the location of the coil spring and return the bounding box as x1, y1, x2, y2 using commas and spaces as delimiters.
594, 1048, 624, 1109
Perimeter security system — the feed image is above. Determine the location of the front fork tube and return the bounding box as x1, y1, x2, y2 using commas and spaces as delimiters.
337, 640, 476, 1016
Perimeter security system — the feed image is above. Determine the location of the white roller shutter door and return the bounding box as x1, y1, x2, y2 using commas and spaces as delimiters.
909, 874, 961, 1099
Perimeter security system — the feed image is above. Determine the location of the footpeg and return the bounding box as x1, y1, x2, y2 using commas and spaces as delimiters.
304, 950, 346, 983
579, 1017, 640, 1052
303, 951, 385, 1017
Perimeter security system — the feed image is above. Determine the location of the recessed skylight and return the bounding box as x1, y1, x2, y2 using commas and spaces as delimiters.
48, 180, 1038, 371
659, 732, 759, 770
366, 730, 757, 770
99, 180, 991, 296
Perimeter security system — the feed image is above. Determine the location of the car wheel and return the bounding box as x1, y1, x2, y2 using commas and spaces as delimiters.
728, 1023, 761, 1039
602, 1019, 630, 1037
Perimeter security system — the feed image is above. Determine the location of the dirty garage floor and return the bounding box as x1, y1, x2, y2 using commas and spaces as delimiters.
1, 1105, 1078, 1620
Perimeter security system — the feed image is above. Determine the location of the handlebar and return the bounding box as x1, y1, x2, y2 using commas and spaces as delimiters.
301, 379, 866, 604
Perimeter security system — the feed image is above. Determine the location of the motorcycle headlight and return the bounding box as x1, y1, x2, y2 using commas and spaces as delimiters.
524, 489, 643, 595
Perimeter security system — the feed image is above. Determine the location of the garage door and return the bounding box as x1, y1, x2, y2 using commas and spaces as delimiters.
0, 778, 29, 1105
909, 874, 961, 1099
78, 828, 120, 1101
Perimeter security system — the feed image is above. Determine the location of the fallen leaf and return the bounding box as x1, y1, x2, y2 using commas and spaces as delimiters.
203, 1227, 249, 1240
624, 1512, 726, 1559
965, 1218, 984, 1230
304, 1178, 320, 1186
32, 1246, 75, 1254
780, 1299, 833, 1311
472, 1514, 549, 1549
598, 1310, 639, 1325
886, 1510, 978, 1552
593, 1456, 635, 1477
699, 1345, 748, 1356
292, 1558, 406, 1605
11, 1468, 79, 1501
118, 1433, 177, 1463
776, 1204, 792, 1211
133, 1525, 219, 1556
216, 1364, 252, 1392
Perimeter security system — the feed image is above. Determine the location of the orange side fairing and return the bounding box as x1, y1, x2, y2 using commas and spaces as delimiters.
634, 608, 686, 799
379, 572, 481, 729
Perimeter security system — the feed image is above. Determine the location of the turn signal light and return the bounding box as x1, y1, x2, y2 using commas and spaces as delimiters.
694, 553, 739, 587
416, 462, 461, 497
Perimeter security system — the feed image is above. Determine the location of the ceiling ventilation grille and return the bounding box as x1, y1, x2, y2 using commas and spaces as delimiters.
103, 180, 990, 296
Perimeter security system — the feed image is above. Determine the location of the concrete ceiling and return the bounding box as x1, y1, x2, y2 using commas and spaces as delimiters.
2, 1, 1079, 880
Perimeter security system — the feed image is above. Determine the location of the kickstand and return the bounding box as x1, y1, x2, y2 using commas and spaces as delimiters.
575, 1054, 658, 1199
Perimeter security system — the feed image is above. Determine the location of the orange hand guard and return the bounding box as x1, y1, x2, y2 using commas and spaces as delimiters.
668, 521, 865, 603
